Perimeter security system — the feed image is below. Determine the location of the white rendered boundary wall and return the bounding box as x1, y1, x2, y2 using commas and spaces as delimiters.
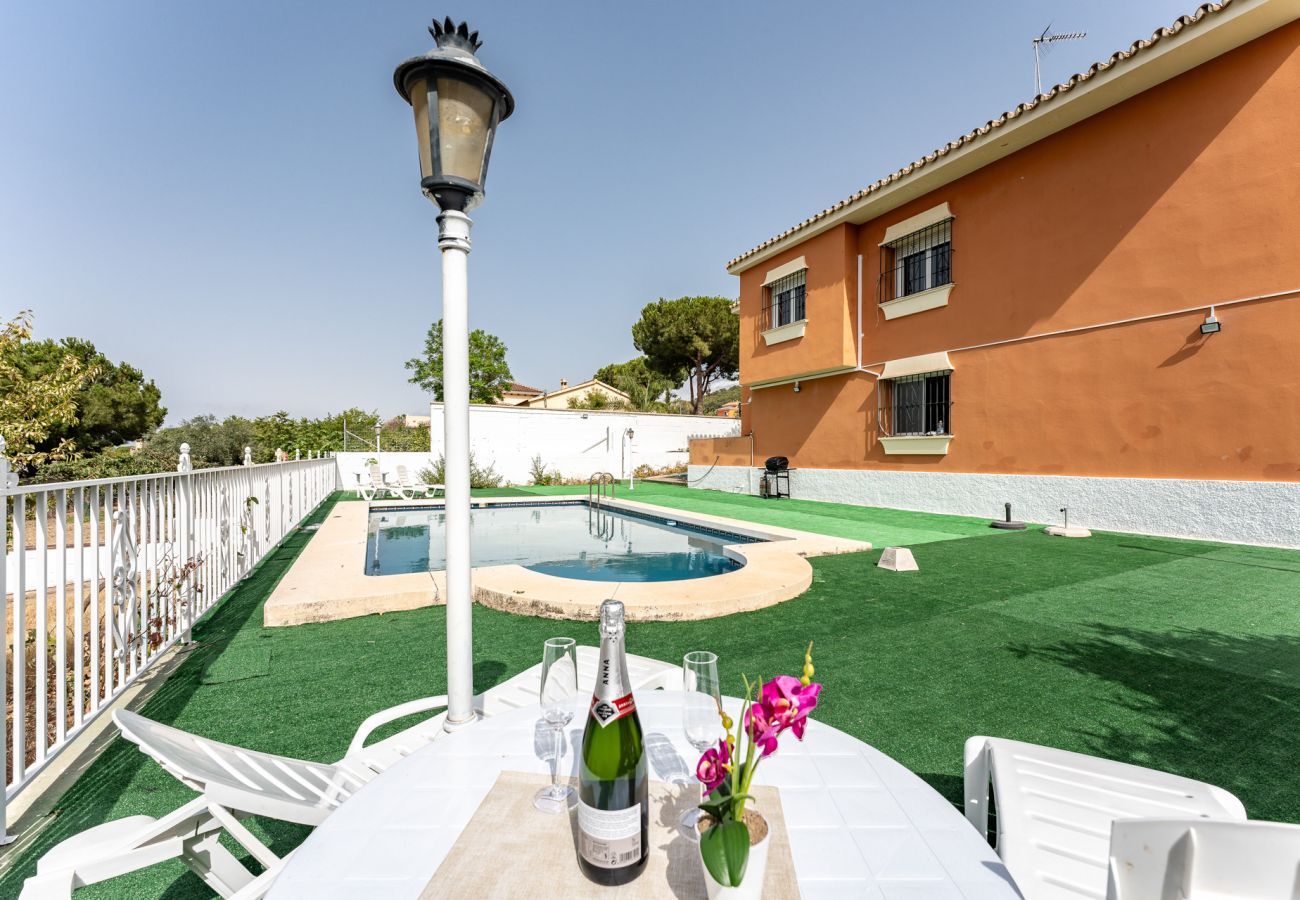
688, 464, 1300, 549
419, 403, 740, 485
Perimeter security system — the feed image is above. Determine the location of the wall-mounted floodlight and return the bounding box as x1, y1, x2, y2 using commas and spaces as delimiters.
1201, 307, 1221, 335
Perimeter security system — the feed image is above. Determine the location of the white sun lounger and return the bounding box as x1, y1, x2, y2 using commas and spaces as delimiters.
360, 463, 409, 501
395, 464, 443, 498
1106, 818, 1300, 900
21, 647, 680, 899
964, 735, 1246, 900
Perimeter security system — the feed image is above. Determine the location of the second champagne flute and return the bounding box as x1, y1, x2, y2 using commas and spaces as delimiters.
534, 637, 578, 813
681, 650, 722, 830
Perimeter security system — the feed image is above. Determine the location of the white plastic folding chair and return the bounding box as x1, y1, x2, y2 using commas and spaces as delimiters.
22, 647, 680, 898
964, 736, 1246, 900
1107, 818, 1300, 900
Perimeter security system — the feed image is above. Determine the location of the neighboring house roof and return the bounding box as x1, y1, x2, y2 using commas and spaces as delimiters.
726, 0, 1278, 273
503, 382, 543, 394
530, 378, 632, 402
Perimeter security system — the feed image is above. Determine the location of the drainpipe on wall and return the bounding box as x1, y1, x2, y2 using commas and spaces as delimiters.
856, 253, 864, 369
747, 431, 755, 495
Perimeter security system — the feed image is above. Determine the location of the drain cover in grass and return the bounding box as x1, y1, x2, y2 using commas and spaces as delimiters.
200, 644, 273, 685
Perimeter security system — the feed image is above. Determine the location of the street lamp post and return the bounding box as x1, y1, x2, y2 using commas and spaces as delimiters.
395, 18, 513, 731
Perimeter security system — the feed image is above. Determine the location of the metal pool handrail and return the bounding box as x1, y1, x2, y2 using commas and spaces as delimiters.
587, 472, 615, 507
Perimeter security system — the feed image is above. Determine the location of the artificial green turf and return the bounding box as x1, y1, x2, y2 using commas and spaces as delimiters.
4, 488, 1300, 897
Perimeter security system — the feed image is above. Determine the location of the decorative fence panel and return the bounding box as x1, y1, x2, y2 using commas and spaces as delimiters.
0, 442, 337, 838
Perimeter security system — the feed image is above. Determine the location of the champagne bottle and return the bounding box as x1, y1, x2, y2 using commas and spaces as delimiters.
577, 600, 648, 884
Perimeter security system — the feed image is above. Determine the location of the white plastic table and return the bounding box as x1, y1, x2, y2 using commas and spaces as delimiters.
269, 691, 1020, 899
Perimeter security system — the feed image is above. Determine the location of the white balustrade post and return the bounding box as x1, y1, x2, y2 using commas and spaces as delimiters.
438, 208, 475, 730
177, 443, 194, 643
243, 446, 252, 467
295, 448, 301, 461
0, 436, 13, 844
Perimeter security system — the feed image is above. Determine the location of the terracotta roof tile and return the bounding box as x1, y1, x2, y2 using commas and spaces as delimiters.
726, 1, 1234, 271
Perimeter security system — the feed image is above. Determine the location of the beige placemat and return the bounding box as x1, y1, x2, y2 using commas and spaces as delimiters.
420, 771, 800, 898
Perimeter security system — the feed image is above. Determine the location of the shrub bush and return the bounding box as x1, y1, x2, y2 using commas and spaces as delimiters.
418, 452, 503, 489
528, 454, 562, 486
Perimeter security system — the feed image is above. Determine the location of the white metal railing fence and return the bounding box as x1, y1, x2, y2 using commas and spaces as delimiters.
0, 439, 338, 840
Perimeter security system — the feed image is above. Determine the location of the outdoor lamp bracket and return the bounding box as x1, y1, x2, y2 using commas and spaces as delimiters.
393, 18, 515, 212
1200, 307, 1222, 335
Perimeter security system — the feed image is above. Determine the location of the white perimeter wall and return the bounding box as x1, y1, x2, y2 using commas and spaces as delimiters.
688, 464, 1300, 549
336, 406, 739, 488
428, 403, 739, 485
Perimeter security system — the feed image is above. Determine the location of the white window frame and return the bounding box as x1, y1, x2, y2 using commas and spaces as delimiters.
890, 222, 952, 300
766, 270, 806, 329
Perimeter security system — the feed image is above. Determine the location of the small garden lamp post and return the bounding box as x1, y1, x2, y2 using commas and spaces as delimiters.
624, 427, 636, 491
394, 18, 514, 730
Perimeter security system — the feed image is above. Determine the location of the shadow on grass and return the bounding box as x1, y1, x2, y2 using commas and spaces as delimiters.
1117, 543, 1300, 574
1009, 623, 1300, 822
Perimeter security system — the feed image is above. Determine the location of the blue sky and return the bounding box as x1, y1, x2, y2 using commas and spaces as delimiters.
2, 0, 1199, 423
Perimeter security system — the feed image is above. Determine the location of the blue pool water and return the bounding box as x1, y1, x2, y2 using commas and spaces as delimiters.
364, 502, 759, 582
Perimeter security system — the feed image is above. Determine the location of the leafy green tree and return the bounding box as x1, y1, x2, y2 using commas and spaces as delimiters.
405, 320, 513, 404
6, 333, 163, 458
631, 296, 739, 414
0, 311, 95, 470
701, 384, 742, 414
30, 446, 200, 484
594, 356, 683, 411
250, 411, 297, 462
150, 415, 253, 466
377, 421, 432, 451
148, 408, 423, 465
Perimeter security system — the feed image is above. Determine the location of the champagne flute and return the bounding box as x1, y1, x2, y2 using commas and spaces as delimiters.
681, 650, 722, 830
534, 637, 579, 813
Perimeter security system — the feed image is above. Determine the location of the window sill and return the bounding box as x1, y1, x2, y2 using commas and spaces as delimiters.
761, 319, 808, 345
880, 284, 953, 321
879, 434, 952, 455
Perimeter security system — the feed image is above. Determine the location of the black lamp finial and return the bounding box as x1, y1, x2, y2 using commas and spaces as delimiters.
429, 17, 482, 54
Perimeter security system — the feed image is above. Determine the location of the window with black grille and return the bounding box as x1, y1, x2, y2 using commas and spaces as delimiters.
880, 219, 953, 305
878, 371, 951, 436
762, 271, 806, 331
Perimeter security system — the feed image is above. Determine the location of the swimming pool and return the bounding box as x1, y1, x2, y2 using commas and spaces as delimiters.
364, 501, 759, 582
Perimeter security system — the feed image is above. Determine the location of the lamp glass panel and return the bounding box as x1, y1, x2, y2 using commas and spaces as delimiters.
410, 78, 433, 179
435, 76, 494, 183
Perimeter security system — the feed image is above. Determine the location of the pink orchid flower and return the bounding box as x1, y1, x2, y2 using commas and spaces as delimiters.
759, 675, 822, 740
696, 738, 731, 792
744, 701, 783, 757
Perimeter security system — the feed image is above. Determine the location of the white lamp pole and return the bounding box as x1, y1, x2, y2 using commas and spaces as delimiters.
438, 208, 474, 728
394, 17, 513, 732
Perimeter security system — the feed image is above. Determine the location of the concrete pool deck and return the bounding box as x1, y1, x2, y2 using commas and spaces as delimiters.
263, 496, 871, 626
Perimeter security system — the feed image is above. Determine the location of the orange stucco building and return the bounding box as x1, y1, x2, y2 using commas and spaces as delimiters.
690, 0, 1300, 546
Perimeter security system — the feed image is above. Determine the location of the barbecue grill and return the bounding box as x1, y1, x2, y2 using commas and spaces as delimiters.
760, 456, 791, 499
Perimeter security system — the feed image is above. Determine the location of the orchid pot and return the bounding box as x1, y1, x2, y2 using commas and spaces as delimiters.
697, 808, 770, 899
694, 643, 821, 896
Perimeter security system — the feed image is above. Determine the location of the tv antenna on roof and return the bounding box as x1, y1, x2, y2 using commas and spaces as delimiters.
1033, 23, 1086, 96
